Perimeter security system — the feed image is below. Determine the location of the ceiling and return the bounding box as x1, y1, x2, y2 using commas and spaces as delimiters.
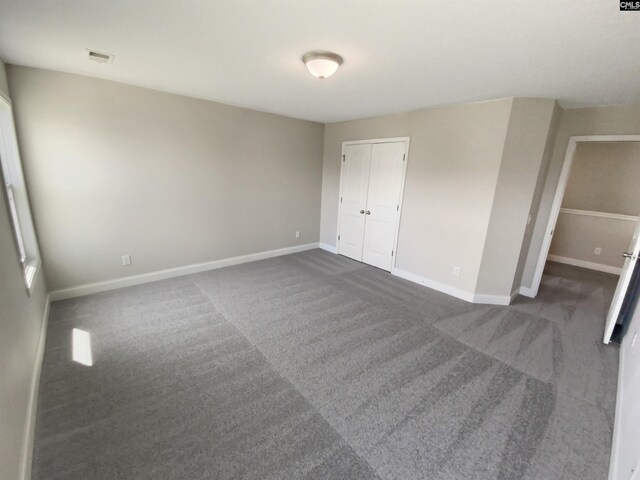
0, 0, 638, 123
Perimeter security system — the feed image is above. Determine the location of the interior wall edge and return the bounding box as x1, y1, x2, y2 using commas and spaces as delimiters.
512, 101, 563, 292
19, 294, 50, 480
472, 98, 517, 296
475, 98, 558, 298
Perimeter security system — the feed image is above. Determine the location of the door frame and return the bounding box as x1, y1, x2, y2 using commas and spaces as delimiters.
336, 137, 410, 271
530, 134, 640, 297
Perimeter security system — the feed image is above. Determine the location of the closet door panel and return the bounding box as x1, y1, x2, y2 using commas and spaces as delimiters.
337, 144, 372, 261
362, 142, 406, 271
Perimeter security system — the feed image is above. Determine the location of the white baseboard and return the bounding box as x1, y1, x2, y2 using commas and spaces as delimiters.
20, 294, 50, 480
319, 243, 338, 254
50, 243, 319, 301
547, 254, 622, 275
473, 292, 513, 306
392, 267, 515, 305
392, 267, 476, 303
518, 286, 536, 298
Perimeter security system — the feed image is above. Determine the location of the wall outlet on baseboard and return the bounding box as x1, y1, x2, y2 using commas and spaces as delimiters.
594, 247, 602, 255
121, 254, 132, 266
452, 266, 461, 277
295, 231, 301, 239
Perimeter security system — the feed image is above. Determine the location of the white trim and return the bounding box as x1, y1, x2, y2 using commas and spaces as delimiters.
547, 254, 622, 275
337, 137, 410, 272
335, 145, 348, 251
24, 258, 41, 297
20, 294, 50, 480
473, 293, 513, 306
319, 242, 338, 254
391, 140, 410, 272
609, 347, 624, 480
530, 135, 640, 297
392, 267, 513, 305
50, 243, 319, 300
342, 137, 411, 146
392, 267, 475, 302
391, 266, 521, 305
518, 285, 536, 298
0, 97, 43, 297
559, 208, 638, 222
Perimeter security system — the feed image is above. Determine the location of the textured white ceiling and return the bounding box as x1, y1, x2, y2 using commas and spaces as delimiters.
0, 0, 638, 123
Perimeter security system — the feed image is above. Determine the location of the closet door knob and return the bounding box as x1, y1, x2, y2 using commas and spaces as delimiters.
359, 210, 365, 214
366, 210, 371, 215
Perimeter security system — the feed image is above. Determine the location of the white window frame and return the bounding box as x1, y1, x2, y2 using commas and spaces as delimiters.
0, 92, 41, 294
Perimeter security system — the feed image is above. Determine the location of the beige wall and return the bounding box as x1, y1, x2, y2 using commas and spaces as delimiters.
476, 99, 558, 296
522, 104, 640, 287
550, 213, 636, 269
510, 102, 562, 291
8, 66, 324, 292
563, 142, 640, 216
321, 99, 514, 293
0, 58, 49, 480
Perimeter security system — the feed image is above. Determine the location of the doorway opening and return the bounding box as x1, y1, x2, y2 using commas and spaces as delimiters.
532, 136, 640, 344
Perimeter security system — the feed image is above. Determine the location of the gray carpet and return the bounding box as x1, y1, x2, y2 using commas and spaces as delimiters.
33, 250, 619, 479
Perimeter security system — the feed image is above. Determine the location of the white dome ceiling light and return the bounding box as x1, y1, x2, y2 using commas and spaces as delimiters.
302, 51, 343, 79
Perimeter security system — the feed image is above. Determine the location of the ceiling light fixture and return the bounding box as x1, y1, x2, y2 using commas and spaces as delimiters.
302, 51, 343, 79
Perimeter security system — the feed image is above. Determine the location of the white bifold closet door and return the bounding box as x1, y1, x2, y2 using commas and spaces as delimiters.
338, 141, 406, 271
337, 144, 372, 260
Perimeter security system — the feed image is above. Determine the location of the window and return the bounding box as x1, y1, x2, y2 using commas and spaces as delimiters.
0, 94, 40, 293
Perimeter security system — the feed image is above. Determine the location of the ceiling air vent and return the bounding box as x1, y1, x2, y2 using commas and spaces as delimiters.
86, 49, 114, 64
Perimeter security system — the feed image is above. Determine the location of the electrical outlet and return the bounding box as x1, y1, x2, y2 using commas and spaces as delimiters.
594, 247, 602, 255
121, 254, 132, 266
452, 266, 461, 277
295, 231, 301, 239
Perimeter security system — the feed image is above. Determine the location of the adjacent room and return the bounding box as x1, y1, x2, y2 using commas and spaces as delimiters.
544, 141, 640, 343
1, 2, 639, 479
